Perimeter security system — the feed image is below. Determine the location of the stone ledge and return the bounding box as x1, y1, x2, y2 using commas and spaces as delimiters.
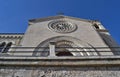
0, 55, 120, 60
0, 59, 120, 67
0, 56, 120, 66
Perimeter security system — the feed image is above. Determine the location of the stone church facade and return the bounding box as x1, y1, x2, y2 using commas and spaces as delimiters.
0, 15, 120, 77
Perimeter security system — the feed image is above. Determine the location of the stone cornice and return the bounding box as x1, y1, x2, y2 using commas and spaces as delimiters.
0, 56, 120, 66
0, 33, 24, 38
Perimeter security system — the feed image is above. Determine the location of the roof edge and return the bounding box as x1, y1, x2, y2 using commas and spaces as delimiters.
28, 15, 96, 24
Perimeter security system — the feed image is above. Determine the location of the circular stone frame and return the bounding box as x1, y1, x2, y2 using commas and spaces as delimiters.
48, 20, 77, 33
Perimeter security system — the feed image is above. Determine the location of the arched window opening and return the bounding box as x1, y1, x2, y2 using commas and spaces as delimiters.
0, 42, 6, 52
33, 36, 96, 57
56, 51, 73, 56
2, 42, 12, 53
94, 24, 100, 29
55, 40, 74, 56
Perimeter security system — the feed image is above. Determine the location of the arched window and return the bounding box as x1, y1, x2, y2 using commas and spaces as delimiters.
2, 42, 12, 53
33, 36, 96, 56
55, 40, 74, 56
0, 42, 6, 52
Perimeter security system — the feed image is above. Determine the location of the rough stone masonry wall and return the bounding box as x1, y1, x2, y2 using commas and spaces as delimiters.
0, 66, 120, 77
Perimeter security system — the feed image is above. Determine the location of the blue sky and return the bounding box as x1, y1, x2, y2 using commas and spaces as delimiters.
0, 0, 120, 44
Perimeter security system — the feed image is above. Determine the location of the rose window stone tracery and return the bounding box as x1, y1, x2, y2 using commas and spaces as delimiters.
48, 21, 77, 33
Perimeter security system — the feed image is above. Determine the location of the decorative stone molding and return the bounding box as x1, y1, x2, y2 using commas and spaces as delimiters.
0, 56, 120, 66
0, 33, 24, 38
48, 20, 77, 33
33, 36, 97, 56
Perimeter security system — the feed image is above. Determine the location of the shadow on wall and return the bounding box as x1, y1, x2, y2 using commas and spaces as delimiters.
100, 33, 120, 55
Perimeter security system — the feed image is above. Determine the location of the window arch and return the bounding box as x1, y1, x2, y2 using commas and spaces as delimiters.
55, 40, 76, 56
33, 36, 96, 56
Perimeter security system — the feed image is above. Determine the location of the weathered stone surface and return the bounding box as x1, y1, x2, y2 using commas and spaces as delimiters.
0, 66, 120, 77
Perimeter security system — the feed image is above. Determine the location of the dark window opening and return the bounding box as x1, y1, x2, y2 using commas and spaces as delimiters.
56, 51, 73, 56
2, 42, 12, 53
94, 24, 100, 29
0, 42, 6, 52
